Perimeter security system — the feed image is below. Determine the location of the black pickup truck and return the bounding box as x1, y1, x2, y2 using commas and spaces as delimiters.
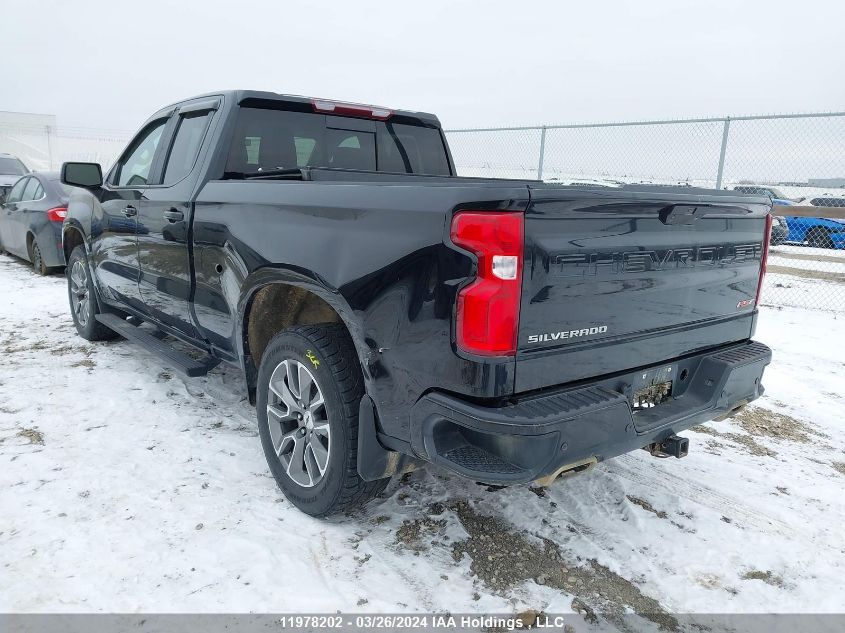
60, 90, 773, 516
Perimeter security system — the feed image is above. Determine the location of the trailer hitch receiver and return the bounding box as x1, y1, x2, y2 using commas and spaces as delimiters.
647, 435, 689, 459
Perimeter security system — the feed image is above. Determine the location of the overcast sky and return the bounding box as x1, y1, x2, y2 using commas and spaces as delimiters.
2, 0, 843, 133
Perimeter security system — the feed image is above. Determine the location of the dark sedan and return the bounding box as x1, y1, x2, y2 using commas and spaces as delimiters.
0, 171, 69, 274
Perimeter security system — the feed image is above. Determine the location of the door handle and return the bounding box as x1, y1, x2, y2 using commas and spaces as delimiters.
122, 205, 137, 217
163, 209, 184, 222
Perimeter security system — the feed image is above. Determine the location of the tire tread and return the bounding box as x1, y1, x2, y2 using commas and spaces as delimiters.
277, 323, 387, 516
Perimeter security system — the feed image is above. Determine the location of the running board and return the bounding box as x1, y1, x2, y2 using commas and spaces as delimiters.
95, 313, 220, 377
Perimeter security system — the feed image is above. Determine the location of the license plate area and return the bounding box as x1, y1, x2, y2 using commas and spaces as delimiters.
631, 364, 675, 412
633, 381, 673, 411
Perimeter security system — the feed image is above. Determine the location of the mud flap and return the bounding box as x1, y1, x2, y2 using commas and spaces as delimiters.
357, 395, 417, 482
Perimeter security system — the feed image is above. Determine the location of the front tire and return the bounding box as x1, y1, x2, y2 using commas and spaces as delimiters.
256, 323, 388, 517
66, 245, 118, 341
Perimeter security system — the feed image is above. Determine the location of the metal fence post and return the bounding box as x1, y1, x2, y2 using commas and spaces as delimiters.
45, 125, 54, 170
715, 117, 731, 189
537, 126, 547, 180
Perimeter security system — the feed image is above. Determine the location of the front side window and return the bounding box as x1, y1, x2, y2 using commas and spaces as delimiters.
115, 120, 167, 187
162, 111, 212, 184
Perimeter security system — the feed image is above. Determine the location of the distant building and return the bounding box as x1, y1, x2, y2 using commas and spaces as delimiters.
0, 111, 57, 171
808, 178, 845, 188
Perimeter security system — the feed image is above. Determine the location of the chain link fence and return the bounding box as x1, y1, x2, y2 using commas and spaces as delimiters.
0, 121, 130, 173
1, 112, 843, 312
446, 112, 845, 313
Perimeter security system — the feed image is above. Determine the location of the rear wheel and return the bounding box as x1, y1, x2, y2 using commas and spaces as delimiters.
807, 227, 833, 249
256, 323, 389, 517
66, 245, 118, 341
30, 240, 50, 276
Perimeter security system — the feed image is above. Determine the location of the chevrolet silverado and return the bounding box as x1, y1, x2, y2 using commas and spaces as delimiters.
59, 91, 773, 516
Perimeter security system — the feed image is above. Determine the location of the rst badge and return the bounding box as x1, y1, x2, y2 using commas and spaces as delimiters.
527, 325, 608, 344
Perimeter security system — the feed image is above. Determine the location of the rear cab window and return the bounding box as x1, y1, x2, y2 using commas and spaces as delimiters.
225, 106, 451, 176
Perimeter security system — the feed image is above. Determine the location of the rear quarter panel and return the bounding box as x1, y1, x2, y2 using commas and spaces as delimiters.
192, 179, 530, 441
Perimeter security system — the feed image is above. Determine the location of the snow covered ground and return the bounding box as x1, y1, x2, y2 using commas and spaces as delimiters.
764, 244, 845, 313
1, 253, 844, 625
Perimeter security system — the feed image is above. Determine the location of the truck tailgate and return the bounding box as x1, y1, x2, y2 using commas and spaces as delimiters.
515, 186, 770, 393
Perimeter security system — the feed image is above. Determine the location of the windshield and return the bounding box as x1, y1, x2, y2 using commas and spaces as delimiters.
0, 157, 28, 176
226, 107, 452, 177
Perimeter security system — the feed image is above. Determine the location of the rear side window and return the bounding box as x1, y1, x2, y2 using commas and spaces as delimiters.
22, 178, 40, 201
226, 107, 451, 176
163, 111, 213, 184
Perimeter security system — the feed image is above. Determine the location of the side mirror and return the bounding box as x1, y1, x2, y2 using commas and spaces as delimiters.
61, 162, 103, 189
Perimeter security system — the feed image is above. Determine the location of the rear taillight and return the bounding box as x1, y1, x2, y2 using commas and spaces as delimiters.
311, 99, 392, 120
755, 213, 773, 306
450, 211, 524, 356
46, 206, 68, 223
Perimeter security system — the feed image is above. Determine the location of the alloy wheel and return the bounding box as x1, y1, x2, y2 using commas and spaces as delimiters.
69, 260, 90, 327
266, 359, 330, 487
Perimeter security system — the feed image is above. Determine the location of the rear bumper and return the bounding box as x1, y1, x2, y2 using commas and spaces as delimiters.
409, 340, 771, 484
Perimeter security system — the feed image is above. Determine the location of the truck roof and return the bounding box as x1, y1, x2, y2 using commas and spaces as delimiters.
161, 90, 442, 127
